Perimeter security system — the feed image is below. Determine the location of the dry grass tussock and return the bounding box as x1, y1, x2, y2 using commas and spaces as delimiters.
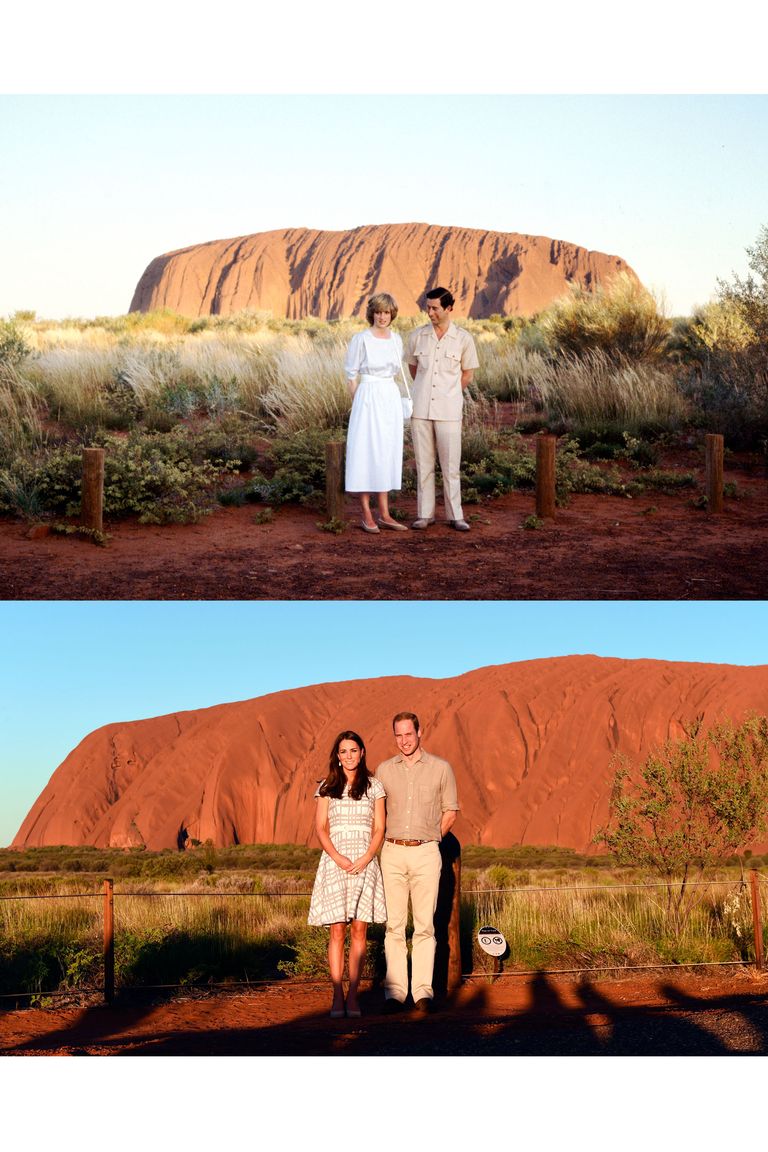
534, 349, 689, 434
259, 334, 351, 433
0, 364, 44, 465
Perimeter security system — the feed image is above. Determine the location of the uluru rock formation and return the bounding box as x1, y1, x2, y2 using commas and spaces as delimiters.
129, 223, 638, 320
13, 657, 768, 854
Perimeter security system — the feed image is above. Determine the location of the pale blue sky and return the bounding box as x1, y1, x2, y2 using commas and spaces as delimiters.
2, 600, 767, 847
1, 93, 766, 320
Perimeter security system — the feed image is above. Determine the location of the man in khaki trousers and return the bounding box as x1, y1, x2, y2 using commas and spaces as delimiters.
406, 286, 480, 531
375, 712, 459, 1013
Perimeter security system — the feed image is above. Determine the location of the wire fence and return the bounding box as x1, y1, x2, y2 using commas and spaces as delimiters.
1, 868, 765, 1005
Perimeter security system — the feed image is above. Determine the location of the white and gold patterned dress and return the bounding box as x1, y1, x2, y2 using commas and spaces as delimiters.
308, 777, 387, 926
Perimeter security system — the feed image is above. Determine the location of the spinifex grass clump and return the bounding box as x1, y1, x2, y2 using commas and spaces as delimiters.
0, 364, 45, 467
535, 351, 688, 442
258, 334, 351, 434
538, 272, 671, 363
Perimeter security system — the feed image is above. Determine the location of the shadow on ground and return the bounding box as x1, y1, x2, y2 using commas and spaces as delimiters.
3, 970, 768, 1056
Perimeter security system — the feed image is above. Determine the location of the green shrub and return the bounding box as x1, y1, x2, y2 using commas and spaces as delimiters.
0, 318, 32, 367
539, 272, 671, 362
26, 429, 238, 524
250, 427, 343, 506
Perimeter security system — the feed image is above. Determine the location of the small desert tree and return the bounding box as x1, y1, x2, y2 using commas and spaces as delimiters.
717, 224, 768, 348
686, 224, 768, 447
597, 714, 768, 936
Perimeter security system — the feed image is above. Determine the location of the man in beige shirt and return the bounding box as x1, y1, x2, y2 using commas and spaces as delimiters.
406, 286, 480, 531
375, 711, 460, 1013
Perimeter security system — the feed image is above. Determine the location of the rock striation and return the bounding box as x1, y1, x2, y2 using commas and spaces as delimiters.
12, 656, 768, 853
129, 222, 637, 320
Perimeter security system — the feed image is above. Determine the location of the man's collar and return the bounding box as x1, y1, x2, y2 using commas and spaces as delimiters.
427, 320, 457, 339
395, 748, 427, 766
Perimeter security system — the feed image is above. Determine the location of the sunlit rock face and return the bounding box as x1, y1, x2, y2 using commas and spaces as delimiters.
13, 656, 768, 853
129, 223, 638, 320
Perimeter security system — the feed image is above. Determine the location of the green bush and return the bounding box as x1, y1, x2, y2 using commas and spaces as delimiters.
23, 429, 238, 524
250, 427, 343, 506
539, 272, 671, 362
677, 224, 768, 449
0, 318, 32, 367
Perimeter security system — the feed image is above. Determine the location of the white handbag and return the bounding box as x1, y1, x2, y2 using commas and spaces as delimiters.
396, 352, 413, 420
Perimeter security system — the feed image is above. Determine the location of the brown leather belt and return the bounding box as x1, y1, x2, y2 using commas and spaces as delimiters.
385, 838, 427, 846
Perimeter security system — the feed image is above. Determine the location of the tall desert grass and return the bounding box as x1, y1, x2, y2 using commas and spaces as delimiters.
475, 341, 547, 403
1, 872, 759, 996
0, 364, 44, 465
24, 345, 124, 426
259, 335, 351, 433
535, 350, 689, 438
469, 877, 752, 970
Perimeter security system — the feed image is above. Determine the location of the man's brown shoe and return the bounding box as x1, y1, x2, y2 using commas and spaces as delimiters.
413, 997, 432, 1015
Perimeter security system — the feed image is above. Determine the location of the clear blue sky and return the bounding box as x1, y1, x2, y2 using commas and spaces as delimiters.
2, 600, 767, 847
2, 93, 766, 321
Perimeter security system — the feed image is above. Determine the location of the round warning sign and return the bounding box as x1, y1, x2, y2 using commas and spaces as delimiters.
477, 925, 507, 957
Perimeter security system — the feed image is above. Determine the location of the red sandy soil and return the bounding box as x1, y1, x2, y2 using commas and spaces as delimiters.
2, 970, 768, 1056
0, 447, 766, 600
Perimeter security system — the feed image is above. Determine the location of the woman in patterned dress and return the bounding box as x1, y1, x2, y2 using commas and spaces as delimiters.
308, 730, 387, 1018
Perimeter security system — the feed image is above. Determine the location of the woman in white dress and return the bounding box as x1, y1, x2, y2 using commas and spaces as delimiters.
344, 292, 409, 533
308, 730, 387, 1018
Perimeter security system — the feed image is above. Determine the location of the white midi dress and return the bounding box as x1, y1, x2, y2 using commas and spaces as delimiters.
307, 777, 388, 926
344, 329, 405, 492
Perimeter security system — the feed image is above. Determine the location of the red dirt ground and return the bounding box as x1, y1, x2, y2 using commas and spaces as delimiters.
2, 970, 768, 1055
1, 449, 766, 600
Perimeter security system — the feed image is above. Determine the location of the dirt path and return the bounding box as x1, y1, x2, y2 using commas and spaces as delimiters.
1, 461, 767, 600
3, 970, 767, 1055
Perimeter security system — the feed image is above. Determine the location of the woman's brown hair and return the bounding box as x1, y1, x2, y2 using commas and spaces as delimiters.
319, 730, 371, 800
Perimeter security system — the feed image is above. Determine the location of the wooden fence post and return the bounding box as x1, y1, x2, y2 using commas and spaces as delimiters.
535, 434, 556, 519
81, 447, 105, 534
103, 877, 115, 1004
705, 433, 724, 514
750, 869, 764, 971
325, 441, 345, 522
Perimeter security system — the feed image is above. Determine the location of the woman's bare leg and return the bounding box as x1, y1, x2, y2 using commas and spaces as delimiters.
359, 494, 377, 528
376, 492, 392, 522
346, 920, 368, 1013
328, 922, 346, 1012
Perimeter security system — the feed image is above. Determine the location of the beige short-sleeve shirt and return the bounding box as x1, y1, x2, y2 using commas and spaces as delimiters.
406, 321, 480, 421
375, 749, 460, 842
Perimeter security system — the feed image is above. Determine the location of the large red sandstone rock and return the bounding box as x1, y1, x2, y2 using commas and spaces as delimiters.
13, 657, 768, 854
129, 223, 637, 320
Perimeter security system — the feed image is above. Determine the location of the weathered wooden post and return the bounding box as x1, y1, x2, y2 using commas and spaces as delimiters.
535, 434, 556, 519
81, 447, 105, 534
103, 877, 115, 1004
705, 433, 724, 514
325, 441, 345, 522
750, 869, 764, 971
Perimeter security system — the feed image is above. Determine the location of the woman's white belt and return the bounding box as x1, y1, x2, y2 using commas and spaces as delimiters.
359, 373, 396, 384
